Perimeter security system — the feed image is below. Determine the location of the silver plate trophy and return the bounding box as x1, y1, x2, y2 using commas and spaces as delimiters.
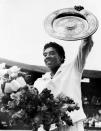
44, 6, 99, 41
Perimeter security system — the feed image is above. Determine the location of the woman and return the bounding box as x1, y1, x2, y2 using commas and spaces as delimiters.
34, 36, 94, 131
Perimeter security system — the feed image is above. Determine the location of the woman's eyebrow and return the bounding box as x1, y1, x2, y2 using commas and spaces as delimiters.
43, 50, 54, 54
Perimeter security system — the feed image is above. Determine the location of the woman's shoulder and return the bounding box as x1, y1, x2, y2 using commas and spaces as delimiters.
34, 72, 51, 83
59, 60, 73, 70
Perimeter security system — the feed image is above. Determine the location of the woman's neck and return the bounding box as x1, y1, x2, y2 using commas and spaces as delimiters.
50, 65, 60, 78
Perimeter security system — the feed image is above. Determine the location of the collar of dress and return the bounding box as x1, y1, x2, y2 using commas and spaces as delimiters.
42, 63, 65, 80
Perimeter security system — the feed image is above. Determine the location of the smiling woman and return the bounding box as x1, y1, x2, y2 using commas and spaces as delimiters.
43, 42, 65, 77
0, 1, 100, 131
33, 35, 94, 131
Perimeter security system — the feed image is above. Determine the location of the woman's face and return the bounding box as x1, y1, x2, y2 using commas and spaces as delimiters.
43, 47, 62, 70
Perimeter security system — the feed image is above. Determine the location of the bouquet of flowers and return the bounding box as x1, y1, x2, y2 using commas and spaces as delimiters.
0, 63, 31, 127
0, 63, 80, 131
0, 63, 30, 94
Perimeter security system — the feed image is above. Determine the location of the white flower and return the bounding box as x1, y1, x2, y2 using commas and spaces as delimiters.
10, 80, 21, 92
4, 77, 27, 93
10, 77, 26, 92
16, 76, 26, 87
0, 63, 6, 69
10, 92, 21, 100
10, 66, 20, 72
0, 64, 27, 94
10, 72, 18, 78
4, 80, 21, 93
4, 83, 13, 93
7, 66, 20, 76
0, 69, 8, 77
0, 107, 6, 112
0, 78, 4, 84
10, 93, 17, 99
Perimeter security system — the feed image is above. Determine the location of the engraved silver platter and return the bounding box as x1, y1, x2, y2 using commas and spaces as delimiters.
44, 7, 99, 41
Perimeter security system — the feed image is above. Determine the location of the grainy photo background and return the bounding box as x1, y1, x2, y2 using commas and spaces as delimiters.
0, 0, 100, 70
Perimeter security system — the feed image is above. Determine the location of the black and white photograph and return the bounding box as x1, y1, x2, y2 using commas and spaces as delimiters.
0, 0, 101, 131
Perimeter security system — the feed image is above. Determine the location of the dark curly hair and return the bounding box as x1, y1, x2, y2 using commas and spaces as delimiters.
43, 42, 65, 63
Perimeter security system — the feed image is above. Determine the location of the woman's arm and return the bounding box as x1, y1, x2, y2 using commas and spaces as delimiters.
74, 36, 94, 73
